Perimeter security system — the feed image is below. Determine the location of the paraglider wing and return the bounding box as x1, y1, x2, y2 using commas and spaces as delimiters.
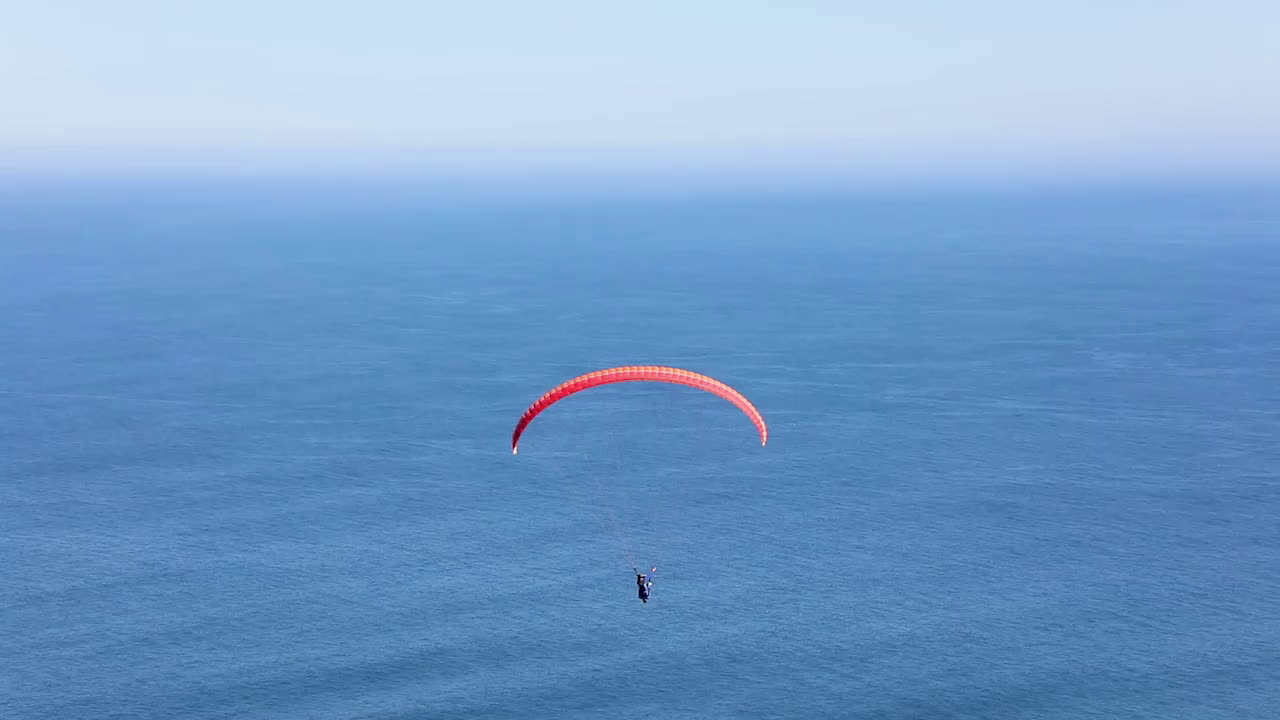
510, 365, 767, 453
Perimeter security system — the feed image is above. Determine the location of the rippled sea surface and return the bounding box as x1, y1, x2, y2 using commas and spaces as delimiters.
3, 181, 1278, 718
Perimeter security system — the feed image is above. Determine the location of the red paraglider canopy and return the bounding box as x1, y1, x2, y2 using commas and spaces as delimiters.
510, 365, 768, 453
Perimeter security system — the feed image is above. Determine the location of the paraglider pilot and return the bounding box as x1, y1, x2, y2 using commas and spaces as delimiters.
635, 567, 655, 603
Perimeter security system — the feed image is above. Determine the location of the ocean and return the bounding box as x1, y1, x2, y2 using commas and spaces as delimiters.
3, 178, 1278, 718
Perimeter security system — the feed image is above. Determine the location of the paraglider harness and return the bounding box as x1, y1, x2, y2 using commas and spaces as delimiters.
635, 567, 655, 603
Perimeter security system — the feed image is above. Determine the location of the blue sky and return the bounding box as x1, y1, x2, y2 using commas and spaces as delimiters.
2, 1, 1277, 180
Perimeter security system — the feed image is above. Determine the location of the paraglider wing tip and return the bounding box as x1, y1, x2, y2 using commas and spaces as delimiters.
512, 446, 519, 455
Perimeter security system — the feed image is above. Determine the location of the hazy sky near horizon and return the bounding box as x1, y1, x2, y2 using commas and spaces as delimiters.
2, 1, 1277, 177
